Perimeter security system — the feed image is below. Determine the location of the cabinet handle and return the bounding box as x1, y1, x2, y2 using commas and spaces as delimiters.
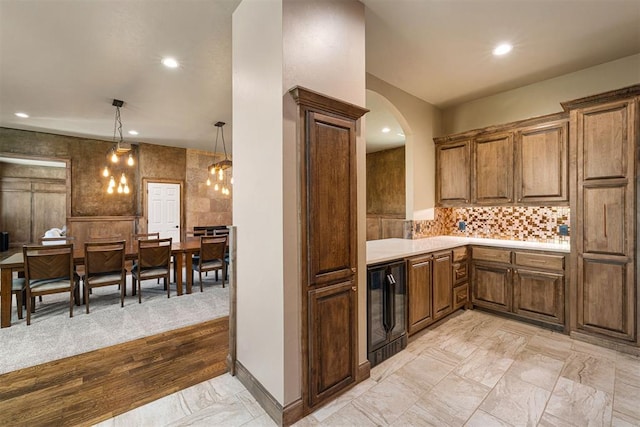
603, 204, 607, 238
351, 267, 357, 274
351, 286, 357, 292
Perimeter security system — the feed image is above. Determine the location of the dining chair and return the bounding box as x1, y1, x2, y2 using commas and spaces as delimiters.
131, 237, 172, 303
192, 235, 227, 291
23, 243, 78, 325
83, 240, 126, 313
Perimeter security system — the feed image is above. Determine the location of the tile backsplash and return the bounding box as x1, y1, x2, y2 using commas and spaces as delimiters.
407, 206, 570, 243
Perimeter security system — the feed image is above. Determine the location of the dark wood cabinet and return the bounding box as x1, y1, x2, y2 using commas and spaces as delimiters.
513, 268, 564, 325
567, 91, 638, 343
433, 251, 453, 320
407, 255, 432, 334
515, 120, 568, 204
472, 132, 513, 204
435, 140, 470, 206
290, 87, 368, 413
308, 280, 357, 407
472, 262, 512, 312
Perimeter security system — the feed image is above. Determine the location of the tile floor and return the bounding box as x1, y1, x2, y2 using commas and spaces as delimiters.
96, 310, 640, 426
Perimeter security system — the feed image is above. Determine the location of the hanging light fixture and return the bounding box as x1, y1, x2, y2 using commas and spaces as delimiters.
102, 99, 135, 195
206, 121, 232, 195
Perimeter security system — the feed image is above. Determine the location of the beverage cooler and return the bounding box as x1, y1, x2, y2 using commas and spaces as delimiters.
367, 260, 407, 366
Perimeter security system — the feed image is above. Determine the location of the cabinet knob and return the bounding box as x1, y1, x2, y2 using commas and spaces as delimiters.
351, 286, 357, 292
351, 267, 357, 273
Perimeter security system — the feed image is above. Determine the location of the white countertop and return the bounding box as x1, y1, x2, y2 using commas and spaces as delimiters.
366, 236, 570, 265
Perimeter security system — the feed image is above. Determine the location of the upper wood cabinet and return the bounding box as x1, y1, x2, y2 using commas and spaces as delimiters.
435, 140, 470, 206
472, 132, 514, 204
434, 113, 569, 207
515, 120, 568, 204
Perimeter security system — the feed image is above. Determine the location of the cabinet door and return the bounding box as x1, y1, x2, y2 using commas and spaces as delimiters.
308, 281, 357, 407
436, 140, 470, 206
433, 252, 453, 320
515, 120, 568, 204
473, 133, 513, 204
407, 256, 432, 334
513, 268, 564, 326
307, 111, 357, 287
472, 262, 512, 312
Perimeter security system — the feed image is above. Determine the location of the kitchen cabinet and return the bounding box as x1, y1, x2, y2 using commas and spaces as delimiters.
471, 246, 567, 329
565, 88, 638, 344
515, 119, 569, 204
433, 251, 453, 320
472, 132, 514, 204
452, 246, 469, 310
407, 255, 433, 334
290, 87, 368, 411
434, 113, 569, 207
435, 140, 470, 206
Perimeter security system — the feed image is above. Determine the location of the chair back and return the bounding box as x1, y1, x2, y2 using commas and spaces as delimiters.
23, 244, 74, 281
84, 240, 126, 276
213, 228, 229, 237
132, 233, 159, 241
200, 236, 227, 263
39, 236, 75, 246
137, 238, 172, 270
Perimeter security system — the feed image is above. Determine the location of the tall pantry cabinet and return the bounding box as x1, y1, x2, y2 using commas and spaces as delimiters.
289, 87, 368, 414
565, 86, 639, 345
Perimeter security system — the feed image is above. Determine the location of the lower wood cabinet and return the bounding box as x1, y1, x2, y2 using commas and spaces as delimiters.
407, 255, 433, 334
471, 246, 566, 329
308, 281, 357, 407
433, 251, 453, 320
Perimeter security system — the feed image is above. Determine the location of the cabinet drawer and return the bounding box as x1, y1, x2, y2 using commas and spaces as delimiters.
453, 262, 468, 283
453, 283, 468, 310
452, 246, 468, 262
472, 247, 511, 264
515, 252, 564, 271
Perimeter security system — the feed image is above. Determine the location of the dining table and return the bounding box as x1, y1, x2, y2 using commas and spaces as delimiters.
0, 238, 203, 328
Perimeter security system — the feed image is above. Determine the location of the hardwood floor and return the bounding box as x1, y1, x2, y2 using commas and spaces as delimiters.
0, 316, 229, 427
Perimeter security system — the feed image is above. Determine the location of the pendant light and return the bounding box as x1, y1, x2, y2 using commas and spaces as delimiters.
206, 121, 232, 196
102, 99, 135, 195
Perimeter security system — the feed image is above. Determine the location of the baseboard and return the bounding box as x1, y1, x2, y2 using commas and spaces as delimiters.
357, 359, 371, 382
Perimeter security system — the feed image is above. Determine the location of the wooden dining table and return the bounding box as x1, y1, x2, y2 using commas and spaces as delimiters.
0, 238, 203, 328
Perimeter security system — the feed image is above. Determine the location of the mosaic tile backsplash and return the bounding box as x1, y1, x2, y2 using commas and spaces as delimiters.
407, 206, 570, 243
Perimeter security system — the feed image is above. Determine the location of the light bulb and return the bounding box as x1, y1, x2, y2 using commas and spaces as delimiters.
111, 151, 118, 163
124, 184, 130, 194
107, 186, 114, 194
210, 167, 216, 175
109, 176, 116, 188
206, 178, 211, 186
117, 183, 123, 194
230, 176, 234, 185
102, 166, 109, 177
218, 169, 223, 181
127, 153, 134, 166
120, 173, 127, 184
214, 183, 219, 191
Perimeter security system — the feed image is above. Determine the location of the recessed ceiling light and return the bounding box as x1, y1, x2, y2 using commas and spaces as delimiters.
397, 132, 405, 137
128, 130, 139, 136
15, 112, 29, 118
161, 57, 179, 68
492, 43, 513, 56
382, 127, 391, 133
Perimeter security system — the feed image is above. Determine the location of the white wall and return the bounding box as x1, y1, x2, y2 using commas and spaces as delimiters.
366, 74, 441, 219
232, 0, 285, 403
442, 53, 640, 135
234, 0, 366, 408
282, 0, 366, 404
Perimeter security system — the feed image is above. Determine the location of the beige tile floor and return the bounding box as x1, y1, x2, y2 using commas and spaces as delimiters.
96, 310, 640, 427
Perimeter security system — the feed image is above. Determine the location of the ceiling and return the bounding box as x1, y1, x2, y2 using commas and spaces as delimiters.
1, 0, 639, 154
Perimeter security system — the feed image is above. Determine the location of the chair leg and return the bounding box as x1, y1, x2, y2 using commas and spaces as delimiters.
85, 283, 90, 314
26, 290, 32, 326
69, 286, 74, 318
222, 266, 226, 288
138, 279, 142, 304
199, 270, 203, 292
16, 291, 23, 320
166, 277, 170, 298
31, 297, 36, 313
121, 280, 125, 308
132, 277, 137, 297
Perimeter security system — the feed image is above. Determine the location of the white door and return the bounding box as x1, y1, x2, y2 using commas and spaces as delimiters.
147, 182, 181, 241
